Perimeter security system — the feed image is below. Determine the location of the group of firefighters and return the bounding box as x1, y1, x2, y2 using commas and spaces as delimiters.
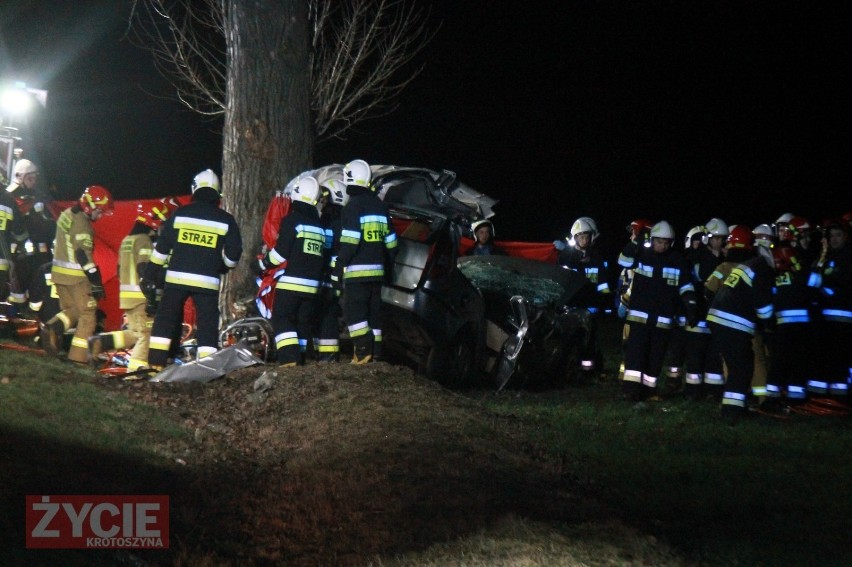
1, 158, 397, 375
554, 212, 851, 424
3, 157, 850, 423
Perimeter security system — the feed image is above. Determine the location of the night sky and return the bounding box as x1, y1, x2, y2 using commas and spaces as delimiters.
3, 1, 850, 255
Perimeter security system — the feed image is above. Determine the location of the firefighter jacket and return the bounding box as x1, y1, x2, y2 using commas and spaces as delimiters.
118, 227, 154, 310
559, 246, 611, 296
337, 189, 398, 284
0, 190, 14, 276
617, 241, 695, 328
5, 182, 56, 255
773, 268, 812, 325
150, 199, 242, 294
27, 261, 60, 323
263, 201, 326, 296
706, 255, 775, 335
808, 244, 851, 322
51, 207, 96, 286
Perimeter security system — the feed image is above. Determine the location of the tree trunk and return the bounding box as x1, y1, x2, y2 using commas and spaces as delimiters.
220, 0, 313, 323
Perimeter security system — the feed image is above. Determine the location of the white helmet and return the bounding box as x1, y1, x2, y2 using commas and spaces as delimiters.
650, 220, 675, 240
775, 212, 795, 225
684, 225, 706, 248
293, 176, 321, 206
343, 159, 372, 188
571, 216, 599, 242
324, 178, 349, 207
704, 217, 730, 238
192, 169, 220, 194
472, 219, 495, 238
13, 159, 38, 178
752, 224, 774, 248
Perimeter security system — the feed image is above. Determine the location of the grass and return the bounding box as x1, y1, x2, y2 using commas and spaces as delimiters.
1, 317, 851, 566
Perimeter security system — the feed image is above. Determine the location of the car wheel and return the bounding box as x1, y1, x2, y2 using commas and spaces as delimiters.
425, 333, 476, 389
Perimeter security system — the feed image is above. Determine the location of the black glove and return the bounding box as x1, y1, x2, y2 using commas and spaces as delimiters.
145, 295, 159, 316
140, 278, 158, 301
90, 283, 105, 301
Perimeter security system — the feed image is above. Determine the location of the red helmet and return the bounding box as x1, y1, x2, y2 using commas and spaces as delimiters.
79, 185, 114, 216
772, 244, 801, 272
627, 218, 653, 240
727, 225, 754, 250
778, 216, 810, 242
136, 200, 175, 230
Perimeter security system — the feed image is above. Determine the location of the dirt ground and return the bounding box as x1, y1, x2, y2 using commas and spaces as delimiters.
87, 360, 612, 565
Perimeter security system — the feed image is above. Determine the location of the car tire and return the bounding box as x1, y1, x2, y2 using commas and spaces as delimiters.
425, 333, 476, 389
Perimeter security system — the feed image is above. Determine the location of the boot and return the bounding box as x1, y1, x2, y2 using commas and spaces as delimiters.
40, 320, 64, 357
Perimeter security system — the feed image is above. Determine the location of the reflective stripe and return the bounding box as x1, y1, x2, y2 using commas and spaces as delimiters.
275, 331, 299, 349
343, 263, 384, 279
655, 316, 673, 329
268, 248, 286, 266
173, 216, 229, 235
274, 275, 320, 294
623, 370, 642, 384
151, 249, 169, 265
776, 309, 810, 324
165, 270, 220, 290
823, 309, 852, 323
347, 320, 371, 337
722, 391, 747, 408
707, 308, 755, 334
704, 373, 725, 385
626, 309, 649, 324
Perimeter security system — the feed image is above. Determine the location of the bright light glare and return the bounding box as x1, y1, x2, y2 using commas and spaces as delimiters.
1, 88, 34, 116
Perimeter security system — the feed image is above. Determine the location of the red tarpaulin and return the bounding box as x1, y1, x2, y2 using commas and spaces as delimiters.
48, 196, 192, 331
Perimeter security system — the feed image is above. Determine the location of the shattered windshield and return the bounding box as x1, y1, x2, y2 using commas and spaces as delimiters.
458, 256, 590, 308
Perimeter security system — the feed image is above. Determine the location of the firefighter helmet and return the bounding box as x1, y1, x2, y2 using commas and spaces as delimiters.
775, 212, 795, 225
684, 225, 706, 249
727, 225, 754, 250
191, 169, 220, 194
13, 159, 38, 178
343, 159, 372, 188
136, 200, 175, 231
571, 217, 599, 240
752, 224, 774, 248
325, 178, 349, 207
79, 185, 114, 216
778, 216, 811, 242
650, 220, 675, 240
627, 218, 653, 240
472, 219, 495, 238
772, 244, 801, 272
703, 217, 731, 244
293, 176, 321, 206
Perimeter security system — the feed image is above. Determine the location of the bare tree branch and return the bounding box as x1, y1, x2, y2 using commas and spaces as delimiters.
128, 0, 228, 116
128, 0, 436, 139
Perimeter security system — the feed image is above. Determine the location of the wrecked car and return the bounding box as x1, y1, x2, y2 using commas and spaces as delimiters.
368, 165, 597, 390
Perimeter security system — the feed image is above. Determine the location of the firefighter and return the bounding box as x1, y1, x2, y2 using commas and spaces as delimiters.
667, 225, 707, 389
4, 159, 56, 309
614, 218, 653, 379
706, 248, 776, 424
760, 244, 811, 413
87, 200, 176, 370
617, 220, 697, 403
558, 216, 610, 374
258, 176, 326, 367
337, 159, 398, 364
701, 226, 758, 401
467, 219, 505, 256
40, 185, 114, 363
752, 224, 775, 250
0, 186, 15, 303
778, 216, 816, 267
807, 218, 851, 401
680, 218, 729, 398
314, 177, 348, 363
143, 169, 243, 369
